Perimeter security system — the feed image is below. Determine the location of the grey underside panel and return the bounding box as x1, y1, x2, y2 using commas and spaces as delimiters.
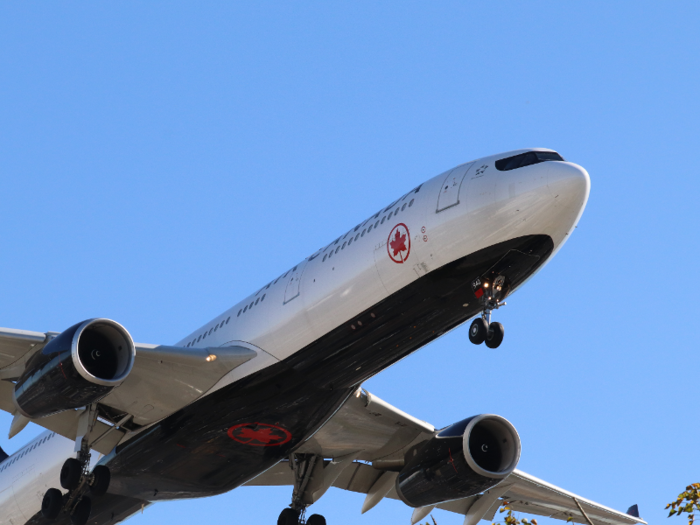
23, 494, 146, 525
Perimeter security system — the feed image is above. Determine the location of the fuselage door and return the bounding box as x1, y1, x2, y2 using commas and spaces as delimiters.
284, 259, 308, 304
436, 162, 474, 212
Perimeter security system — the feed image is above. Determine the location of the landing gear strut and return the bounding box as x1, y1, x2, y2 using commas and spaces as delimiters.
277, 454, 328, 525
41, 404, 113, 525
469, 275, 507, 349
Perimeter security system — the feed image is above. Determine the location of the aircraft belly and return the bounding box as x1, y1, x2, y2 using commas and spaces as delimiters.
102, 235, 553, 502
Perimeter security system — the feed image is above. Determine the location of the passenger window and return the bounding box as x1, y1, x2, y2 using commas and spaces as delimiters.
323, 254, 327, 262
342, 242, 346, 249
402, 203, 407, 211
374, 221, 379, 228
409, 199, 414, 207
261, 294, 266, 301
255, 298, 259, 305
335, 247, 340, 254
355, 233, 360, 241
238, 309, 242, 317
348, 237, 353, 246
361, 229, 366, 237
243, 305, 248, 312
381, 217, 386, 224
197, 335, 202, 342
226, 316, 230, 323
367, 225, 373, 233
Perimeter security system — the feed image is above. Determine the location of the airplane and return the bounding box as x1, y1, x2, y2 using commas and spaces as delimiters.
0, 148, 644, 525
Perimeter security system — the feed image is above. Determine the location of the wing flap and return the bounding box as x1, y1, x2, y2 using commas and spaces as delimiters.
501, 470, 646, 525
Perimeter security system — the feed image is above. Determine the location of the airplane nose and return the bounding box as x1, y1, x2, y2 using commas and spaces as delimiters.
547, 161, 590, 206
546, 161, 591, 234
487, 159, 591, 251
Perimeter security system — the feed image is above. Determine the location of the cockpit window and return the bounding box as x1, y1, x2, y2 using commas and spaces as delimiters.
495, 151, 564, 171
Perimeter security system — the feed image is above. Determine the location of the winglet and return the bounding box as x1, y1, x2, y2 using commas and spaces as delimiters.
627, 505, 640, 518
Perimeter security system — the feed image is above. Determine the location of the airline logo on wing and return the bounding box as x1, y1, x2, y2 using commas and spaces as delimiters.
387, 223, 410, 264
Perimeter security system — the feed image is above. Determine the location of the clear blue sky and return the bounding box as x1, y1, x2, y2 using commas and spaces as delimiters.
1, 3, 697, 525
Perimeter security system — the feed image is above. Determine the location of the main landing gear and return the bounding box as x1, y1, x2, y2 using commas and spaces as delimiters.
277, 454, 328, 525
41, 405, 112, 525
469, 275, 506, 349
278, 508, 327, 525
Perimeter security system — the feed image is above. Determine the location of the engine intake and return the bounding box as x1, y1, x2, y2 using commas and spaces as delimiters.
396, 414, 521, 508
13, 319, 135, 419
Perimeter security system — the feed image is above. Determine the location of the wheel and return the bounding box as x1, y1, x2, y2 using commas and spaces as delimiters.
60, 458, 82, 490
71, 497, 91, 525
468, 318, 488, 345
41, 488, 63, 520
90, 465, 111, 497
485, 322, 504, 348
307, 514, 327, 525
277, 508, 300, 525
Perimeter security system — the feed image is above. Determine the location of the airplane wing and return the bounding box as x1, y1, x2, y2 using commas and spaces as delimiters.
245, 389, 645, 525
0, 327, 256, 454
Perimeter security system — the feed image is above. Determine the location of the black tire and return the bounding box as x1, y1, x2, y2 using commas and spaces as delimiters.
307, 514, 327, 525
90, 465, 111, 497
485, 322, 504, 348
71, 497, 91, 525
468, 318, 488, 345
60, 458, 82, 490
41, 488, 63, 520
277, 508, 299, 525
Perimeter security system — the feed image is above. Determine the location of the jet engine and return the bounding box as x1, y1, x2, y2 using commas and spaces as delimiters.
13, 319, 135, 418
396, 414, 521, 508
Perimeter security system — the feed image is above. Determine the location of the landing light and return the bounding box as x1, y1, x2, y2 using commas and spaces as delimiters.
206, 354, 217, 362
483, 283, 489, 288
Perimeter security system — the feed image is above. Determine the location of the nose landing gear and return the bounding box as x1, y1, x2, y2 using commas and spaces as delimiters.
469, 276, 506, 349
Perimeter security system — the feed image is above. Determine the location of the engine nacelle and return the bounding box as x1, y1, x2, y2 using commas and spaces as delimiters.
396, 414, 521, 508
13, 319, 135, 419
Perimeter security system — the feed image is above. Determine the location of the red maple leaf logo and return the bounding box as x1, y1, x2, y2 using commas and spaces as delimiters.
236, 427, 283, 444
390, 229, 407, 258
228, 423, 292, 447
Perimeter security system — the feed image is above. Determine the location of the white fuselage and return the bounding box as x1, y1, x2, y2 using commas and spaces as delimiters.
0, 432, 99, 525
0, 149, 590, 524
172, 150, 588, 404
